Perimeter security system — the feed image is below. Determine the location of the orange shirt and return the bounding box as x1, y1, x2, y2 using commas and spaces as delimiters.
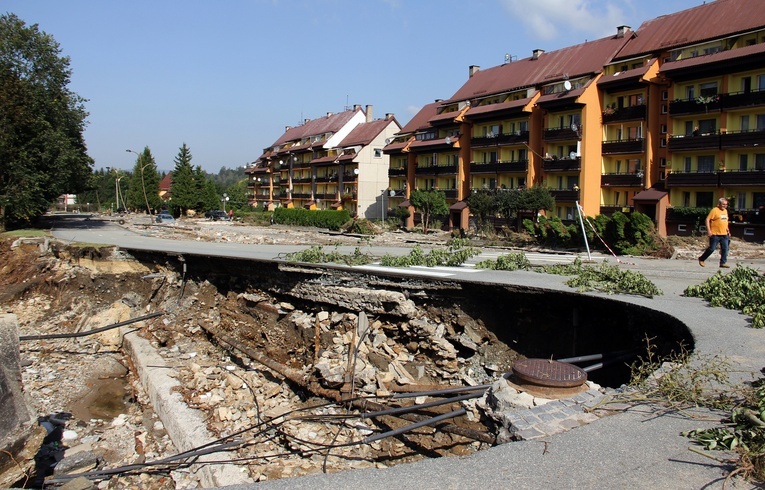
706, 206, 729, 235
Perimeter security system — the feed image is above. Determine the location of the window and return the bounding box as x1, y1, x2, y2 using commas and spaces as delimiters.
660, 124, 667, 134
374, 149, 382, 158
757, 115, 765, 131
740, 154, 748, 171
741, 115, 750, 132
759, 75, 765, 91
683, 192, 691, 207
737, 192, 746, 210
696, 192, 714, 208
742, 77, 752, 94
660, 158, 667, 167
661, 104, 668, 114
659, 170, 666, 181
699, 82, 718, 97
685, 157, 692, 173
686, 86, 696, 100
744, 228, 755, 237
756, 154, 765, 170
662, 90, 669, 101
698, 119, 716, 134
678, 224, 687, 232
698, 155, 715, 173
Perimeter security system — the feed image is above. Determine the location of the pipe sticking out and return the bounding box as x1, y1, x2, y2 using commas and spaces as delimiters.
362, 408, 467, 444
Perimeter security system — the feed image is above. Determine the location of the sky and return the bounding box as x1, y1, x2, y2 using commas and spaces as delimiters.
4, 0, 705, 173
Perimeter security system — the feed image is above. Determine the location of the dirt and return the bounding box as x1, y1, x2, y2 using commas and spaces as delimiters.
4, 218, 763, 489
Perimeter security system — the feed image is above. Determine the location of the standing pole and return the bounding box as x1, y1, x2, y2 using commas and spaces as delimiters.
575, 201, 592, 261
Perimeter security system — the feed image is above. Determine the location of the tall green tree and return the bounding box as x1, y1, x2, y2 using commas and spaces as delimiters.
409, 189, 448, 233
466, 191, 496, 233
225, 179, 248, 211
169, 143, 196, 216
0, 13, 93, 228
126, 147, 161, 213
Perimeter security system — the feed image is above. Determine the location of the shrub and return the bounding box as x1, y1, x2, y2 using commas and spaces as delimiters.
272, 208, 351, 231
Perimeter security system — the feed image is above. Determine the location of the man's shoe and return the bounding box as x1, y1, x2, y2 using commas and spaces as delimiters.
720, 264, 730, 268
698, 259, 705, 267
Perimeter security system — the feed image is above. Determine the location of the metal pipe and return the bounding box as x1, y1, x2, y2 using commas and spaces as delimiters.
363, 392, 481, 419
392, 384, 490, 399
362, 408, 466, 444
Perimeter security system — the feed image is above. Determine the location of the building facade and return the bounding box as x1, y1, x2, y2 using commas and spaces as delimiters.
247, 105, 400, 218
385, 0, 765, 240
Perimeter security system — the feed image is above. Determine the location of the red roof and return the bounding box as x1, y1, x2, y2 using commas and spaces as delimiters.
616, 0, 765, 59
444, 33, 632, 104
398, 101, 440, 134
340, 118, 398, 147
269, 108, 363, 147
159, 172, 173, 191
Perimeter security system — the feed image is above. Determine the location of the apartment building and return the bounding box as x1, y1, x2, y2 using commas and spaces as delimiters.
246, 105, 400, 218
385, 0, 765, 240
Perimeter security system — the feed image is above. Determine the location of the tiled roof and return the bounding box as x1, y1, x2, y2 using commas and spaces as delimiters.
616, 0, 765, 59
398, 101, 440, 134
159, 173, 173, 191
269, 108, 363, 147
340, 118, 397, 147
444, 33, 631, 104
465, 98, 530, 118
660, 40, 765, 75
597, 63, 652, 88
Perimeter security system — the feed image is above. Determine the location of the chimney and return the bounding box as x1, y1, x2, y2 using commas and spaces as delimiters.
469, 65, 480, 78
353, 104, 361, 111
285, 126, 291, 132
304, 119, 310, 124
532, 49, 544, 60
617, 25, 631, 38
326, 112, 333, 117
366, 105, 373, 122
385, 113, 394, 120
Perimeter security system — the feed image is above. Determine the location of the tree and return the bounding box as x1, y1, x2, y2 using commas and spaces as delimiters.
495, 187, 555, 230
169, 143, 196, 216
224, 179, 248, 211
409, 189, 448, 233
466, 191, 496, 233
126, 147, 161, 213
0, 13, 93, 228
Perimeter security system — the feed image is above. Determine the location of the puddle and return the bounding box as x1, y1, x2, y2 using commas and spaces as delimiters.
69, 360, 129, 422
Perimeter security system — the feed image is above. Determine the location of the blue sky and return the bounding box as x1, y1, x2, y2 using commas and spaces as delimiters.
5, 0, 704, 173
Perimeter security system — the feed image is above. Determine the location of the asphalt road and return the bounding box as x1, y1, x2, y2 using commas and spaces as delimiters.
49, 214, 765, 489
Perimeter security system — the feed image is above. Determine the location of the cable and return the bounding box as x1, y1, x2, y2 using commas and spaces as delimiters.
18, 312, 164, 341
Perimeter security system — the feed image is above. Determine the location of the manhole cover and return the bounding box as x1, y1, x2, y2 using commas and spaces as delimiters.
512, 358, 587, 388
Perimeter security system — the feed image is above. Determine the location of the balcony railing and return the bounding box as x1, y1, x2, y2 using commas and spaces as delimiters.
665, 171, 719, 187
388, 167, 407, 176
719, 169, 765, 186
543, 157, 581, 172
601, 174, 643, 187
601, 104, 646, 123
471, 131, 530, 147
601, 138, 644, 154
414, 164, 458, 175
667, 133, 720, 151
543, 127, 579, 142
315, 175, 338, 183
720, 129, 765, 149
549, 189, 580, 202
671, 90, 765, 115
469, 160, 528, 174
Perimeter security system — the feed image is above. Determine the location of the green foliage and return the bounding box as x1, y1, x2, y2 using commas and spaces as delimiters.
284, 245, 374, 266
563, 260, 662, 297
224, 179, 248, 211
466, 191, 496, 230
345, 218, 379, 235
474, 252, 531, 271
684, 266, 765, 328
538, 256, 586, 275
272, 207, 351, 231
409, 189, 448, 233
523, 215, 580, 248
0, 13, 93, 227
380, 239, 480, 268
670, 207, 710, 221
169, 143, 197, 216
126, 147, 162, 213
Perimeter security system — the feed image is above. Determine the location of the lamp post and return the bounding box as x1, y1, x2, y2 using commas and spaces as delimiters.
106, 166, 123, 213
126, 149, 152, 215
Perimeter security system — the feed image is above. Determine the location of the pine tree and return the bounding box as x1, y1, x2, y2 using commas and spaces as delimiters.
169, 143, 196, 216
126, 147, 161, 213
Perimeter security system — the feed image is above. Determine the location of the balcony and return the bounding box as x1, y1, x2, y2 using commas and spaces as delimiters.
665, 171, 719, 187
719, 169, 765, 186
667, 133, 720, 152
471, 131, 530, 147
601, 104, 646, 123
315, 175, 338, 183
543, 157, 581, 172
443, 189, 458, 199
601, 174, 643, 187
669, 96, 721, 115
601, 138, 644, 155
292, 177, 312, 184
469, 160, 528, 174
414, 164, 458, 176
315, 192, 337, 200
388, 167, 407, 177
543, 127, 579, 142
600, 205, 634, 215
720, 129, 765, 150
292, 192, 311, 199
550, 189, 580, 202
722, 89, 765, 110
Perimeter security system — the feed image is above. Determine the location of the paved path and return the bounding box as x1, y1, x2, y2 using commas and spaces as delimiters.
49, 215, 765, 489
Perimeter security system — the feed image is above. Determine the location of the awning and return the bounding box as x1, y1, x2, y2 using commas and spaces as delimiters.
450, 201, 468, 211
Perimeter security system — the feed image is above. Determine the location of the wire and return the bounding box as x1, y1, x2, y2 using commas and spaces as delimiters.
18, 312, 164, 341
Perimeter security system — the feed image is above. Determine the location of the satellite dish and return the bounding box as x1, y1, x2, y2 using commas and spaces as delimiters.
385, 138, 392, 145
504, 53, 510, 63
444, 136, 451, 145
571, 123, 578, 132
563, 80, 572, 91
389, 190, 396, 197
569, 151, 577, 159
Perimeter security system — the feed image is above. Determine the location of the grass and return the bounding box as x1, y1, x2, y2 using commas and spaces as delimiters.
1, 229, 51, 238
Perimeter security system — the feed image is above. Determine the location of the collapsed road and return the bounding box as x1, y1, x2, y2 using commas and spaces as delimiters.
0, 215, 723, 489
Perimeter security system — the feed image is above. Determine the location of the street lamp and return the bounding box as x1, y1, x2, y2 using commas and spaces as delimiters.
221, 193, 229, 212
126, 149, 152, 214
106, 166, 123, 213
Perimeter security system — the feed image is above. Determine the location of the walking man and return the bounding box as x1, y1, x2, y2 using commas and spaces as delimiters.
698, 197, 731, 268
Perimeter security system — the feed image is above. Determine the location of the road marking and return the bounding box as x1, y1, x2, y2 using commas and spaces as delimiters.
355, 265, 455, 277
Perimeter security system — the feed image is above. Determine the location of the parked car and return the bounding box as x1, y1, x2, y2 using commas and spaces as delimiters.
156, 213, 176, 224
205, 210, 229, 221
